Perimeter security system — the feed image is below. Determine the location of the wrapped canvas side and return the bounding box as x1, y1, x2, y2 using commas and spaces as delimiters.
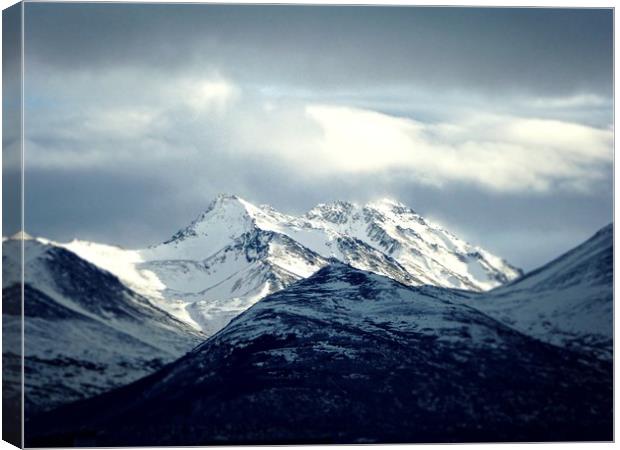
2, 2, 24, 448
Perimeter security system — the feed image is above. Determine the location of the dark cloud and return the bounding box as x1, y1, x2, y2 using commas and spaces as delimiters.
24, 4, 612, 97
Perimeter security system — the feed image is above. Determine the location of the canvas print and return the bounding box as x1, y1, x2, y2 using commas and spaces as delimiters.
1, 3, 613, 447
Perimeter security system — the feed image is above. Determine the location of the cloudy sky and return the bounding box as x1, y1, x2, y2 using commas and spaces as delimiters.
8, 4, 614, 270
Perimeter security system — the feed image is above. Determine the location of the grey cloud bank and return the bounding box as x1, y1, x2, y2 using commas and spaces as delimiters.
25, 5, 612, 97
19, 4, 613, 271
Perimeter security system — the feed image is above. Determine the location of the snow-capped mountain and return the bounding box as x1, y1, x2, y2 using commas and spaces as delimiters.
2, 236, 204, 415
60, 194, 521, 336
27, 264, 611, 446
468, 223, 613, 360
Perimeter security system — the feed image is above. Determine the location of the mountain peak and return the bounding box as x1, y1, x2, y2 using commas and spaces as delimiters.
213, 192, 241, 202
305, 200, 359, 223
206, 193, 270, 217
159, 194, 257, 247
194, 193, 261, 223
207, 193, 247, 209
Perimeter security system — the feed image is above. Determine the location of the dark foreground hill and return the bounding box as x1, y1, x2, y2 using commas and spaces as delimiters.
27, 263, 612, 446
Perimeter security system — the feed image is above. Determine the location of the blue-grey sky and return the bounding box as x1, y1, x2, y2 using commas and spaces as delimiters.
2, 3, 21, 236
14, 4, 613, 271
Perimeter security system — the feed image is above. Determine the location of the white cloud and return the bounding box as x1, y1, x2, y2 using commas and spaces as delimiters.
181, 78, 240, 114
297, 105, 612, 192
85, 108, 157, 138
23, 69, 612, 195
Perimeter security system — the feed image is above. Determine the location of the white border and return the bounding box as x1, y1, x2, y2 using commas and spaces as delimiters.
0, 1, 615, 449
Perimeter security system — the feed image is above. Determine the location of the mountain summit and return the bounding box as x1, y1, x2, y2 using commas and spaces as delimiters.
61, 194, 521, 335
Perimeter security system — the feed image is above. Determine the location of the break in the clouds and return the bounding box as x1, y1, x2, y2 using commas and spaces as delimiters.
19, 3, 613, 270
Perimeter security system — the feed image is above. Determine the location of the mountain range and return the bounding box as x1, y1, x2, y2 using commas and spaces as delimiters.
2, 194, 613, 444
57, 194, 522, 336
27, 259, 612, 445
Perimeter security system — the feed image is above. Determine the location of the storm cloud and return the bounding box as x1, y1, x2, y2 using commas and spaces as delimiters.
19, 3, 613, 270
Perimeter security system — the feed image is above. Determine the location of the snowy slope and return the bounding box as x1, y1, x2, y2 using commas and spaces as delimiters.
468, 224, 613, 360
59, 194, 521, 335
141, 229, 329, 336
27, 264, 611, 446
2, 236, 204, 415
